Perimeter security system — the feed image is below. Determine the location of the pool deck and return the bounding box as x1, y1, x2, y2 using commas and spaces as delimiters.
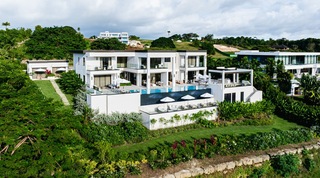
99, 83, 208, 95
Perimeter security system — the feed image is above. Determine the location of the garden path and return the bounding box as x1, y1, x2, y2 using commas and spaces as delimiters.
50, 79, 70, 105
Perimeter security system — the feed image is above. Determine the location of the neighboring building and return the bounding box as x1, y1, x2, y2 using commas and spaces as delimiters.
27, 60, 68, 80
98, 31, 129, 44
73, 50, 207, 93
236, 50, 320, 78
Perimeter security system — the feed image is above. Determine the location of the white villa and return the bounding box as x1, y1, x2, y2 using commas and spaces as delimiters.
236, 50, 320, 78
73, 50, 262, 130
98, 31, 129, 45
27, 60, 69, 80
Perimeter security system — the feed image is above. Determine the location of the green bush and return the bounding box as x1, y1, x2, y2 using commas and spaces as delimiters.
56, 71, 84, 95
218, 100, 275, 121
271, 154, 300, 177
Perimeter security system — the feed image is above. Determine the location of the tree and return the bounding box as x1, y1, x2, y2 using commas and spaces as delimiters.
2, 21, 10, 29
200, 41, 215, 55
169, 34, 182, 41
203, 34, 214, 42
0, 60, 93, 176
129, 35, 140, 40
150, 37, 175, 49
25, 26, 87, 59
56, 71, 84, 95
90, 38, 126, 50
276, 60, 292, 94
265, 58, 276, 79
300, 74, 320, 105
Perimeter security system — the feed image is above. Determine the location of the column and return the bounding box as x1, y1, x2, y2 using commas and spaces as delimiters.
146, 56, 151, 94
222, 71, 225, 101
204, 55, 207, 74
250, 70, 254, 86
196, 56, 199, 67
185, 55, 188, 83
172, 57, 176, 91
136, 74, 142, 86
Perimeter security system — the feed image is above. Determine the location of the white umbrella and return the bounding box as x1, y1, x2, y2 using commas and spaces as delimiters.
34, 68, 46, 73
200, 93, 214, 98
181, 94, 195, 107
200, 93, 214, 106
160, 96, 175, 111
181, 94, 195, 100
160, 96, 175, 102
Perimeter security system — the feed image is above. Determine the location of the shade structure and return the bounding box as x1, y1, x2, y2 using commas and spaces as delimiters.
34, 68, 46, 73
181, 94, 195, 100
56, 67, 66, 72
160, 96, 175, 103
200, 93, 214, 98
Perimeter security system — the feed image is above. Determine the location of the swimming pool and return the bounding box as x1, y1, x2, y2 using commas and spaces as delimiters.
138, 85, 207, 94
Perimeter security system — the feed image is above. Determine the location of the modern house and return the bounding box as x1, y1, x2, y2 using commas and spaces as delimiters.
73, 50, 262, 130
73, 50, 207, 93
27, 60, 69, 80
98, 31, 129, 44
236, 50, 320, 78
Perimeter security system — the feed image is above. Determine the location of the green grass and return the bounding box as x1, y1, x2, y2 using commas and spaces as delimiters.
34, 80, 62, 103
115, 116, 303, 153
210, 50, 232, 59
173, 41, 198, 50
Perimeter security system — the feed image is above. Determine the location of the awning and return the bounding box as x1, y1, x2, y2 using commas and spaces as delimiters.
56, 68, 66, 72
34, 68, 46, 73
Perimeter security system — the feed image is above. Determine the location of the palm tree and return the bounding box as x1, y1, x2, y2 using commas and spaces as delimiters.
2, 22, 10, 29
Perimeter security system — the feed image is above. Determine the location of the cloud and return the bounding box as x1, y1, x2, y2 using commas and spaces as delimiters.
0, 0, 320, 40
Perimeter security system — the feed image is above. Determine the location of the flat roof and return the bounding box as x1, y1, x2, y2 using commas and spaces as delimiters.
209, 67, 252, 74
236, 50, 320, 56
27, 60, 69, 63
72, 50, 207, 54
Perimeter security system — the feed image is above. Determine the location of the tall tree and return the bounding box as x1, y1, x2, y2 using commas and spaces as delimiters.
150, 37, 175, 49
25, 26, 87, 59
90, 38, 126, 50
2, 21, 10, 29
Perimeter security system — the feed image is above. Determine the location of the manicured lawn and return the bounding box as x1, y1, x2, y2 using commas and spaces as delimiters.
34, 80, 62, 103
115, 116, 304, 153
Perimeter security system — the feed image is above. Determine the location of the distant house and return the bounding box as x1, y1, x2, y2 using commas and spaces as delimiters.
236, 50, 320, 78
272, 44, 289, 50
27, 60, 68, 80
98, 31, 129, 45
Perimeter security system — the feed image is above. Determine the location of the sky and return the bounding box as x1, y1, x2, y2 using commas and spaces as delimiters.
1, 0, 320, 40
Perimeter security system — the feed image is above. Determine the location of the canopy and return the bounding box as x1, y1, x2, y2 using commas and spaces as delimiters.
181, 94, 195, 100
160, 96, 175, 103
200, 93, 214, 98
34, 68, 46, 73
56, 67, 66, 72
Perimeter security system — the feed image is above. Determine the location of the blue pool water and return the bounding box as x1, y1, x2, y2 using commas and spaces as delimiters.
138, 85, 206, 94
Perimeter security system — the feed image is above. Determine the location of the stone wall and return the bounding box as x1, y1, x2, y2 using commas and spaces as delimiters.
155, 143, 320, 178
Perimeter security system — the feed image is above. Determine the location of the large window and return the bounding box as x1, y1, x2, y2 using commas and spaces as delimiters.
150, 58, 161, 68
225, 93, 236, 102
117, 57, 127, 68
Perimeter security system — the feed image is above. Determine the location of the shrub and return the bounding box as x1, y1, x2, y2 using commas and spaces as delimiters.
218, 100, 275, 121
271, 154, 300, 177
56, 71, 84, 95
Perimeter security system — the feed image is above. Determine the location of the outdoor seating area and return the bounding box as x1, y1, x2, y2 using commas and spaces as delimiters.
154, 101, 217, 113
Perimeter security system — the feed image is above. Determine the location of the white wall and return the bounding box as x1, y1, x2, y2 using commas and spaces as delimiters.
141, 106, 218, 130
87, 93, 141, 114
